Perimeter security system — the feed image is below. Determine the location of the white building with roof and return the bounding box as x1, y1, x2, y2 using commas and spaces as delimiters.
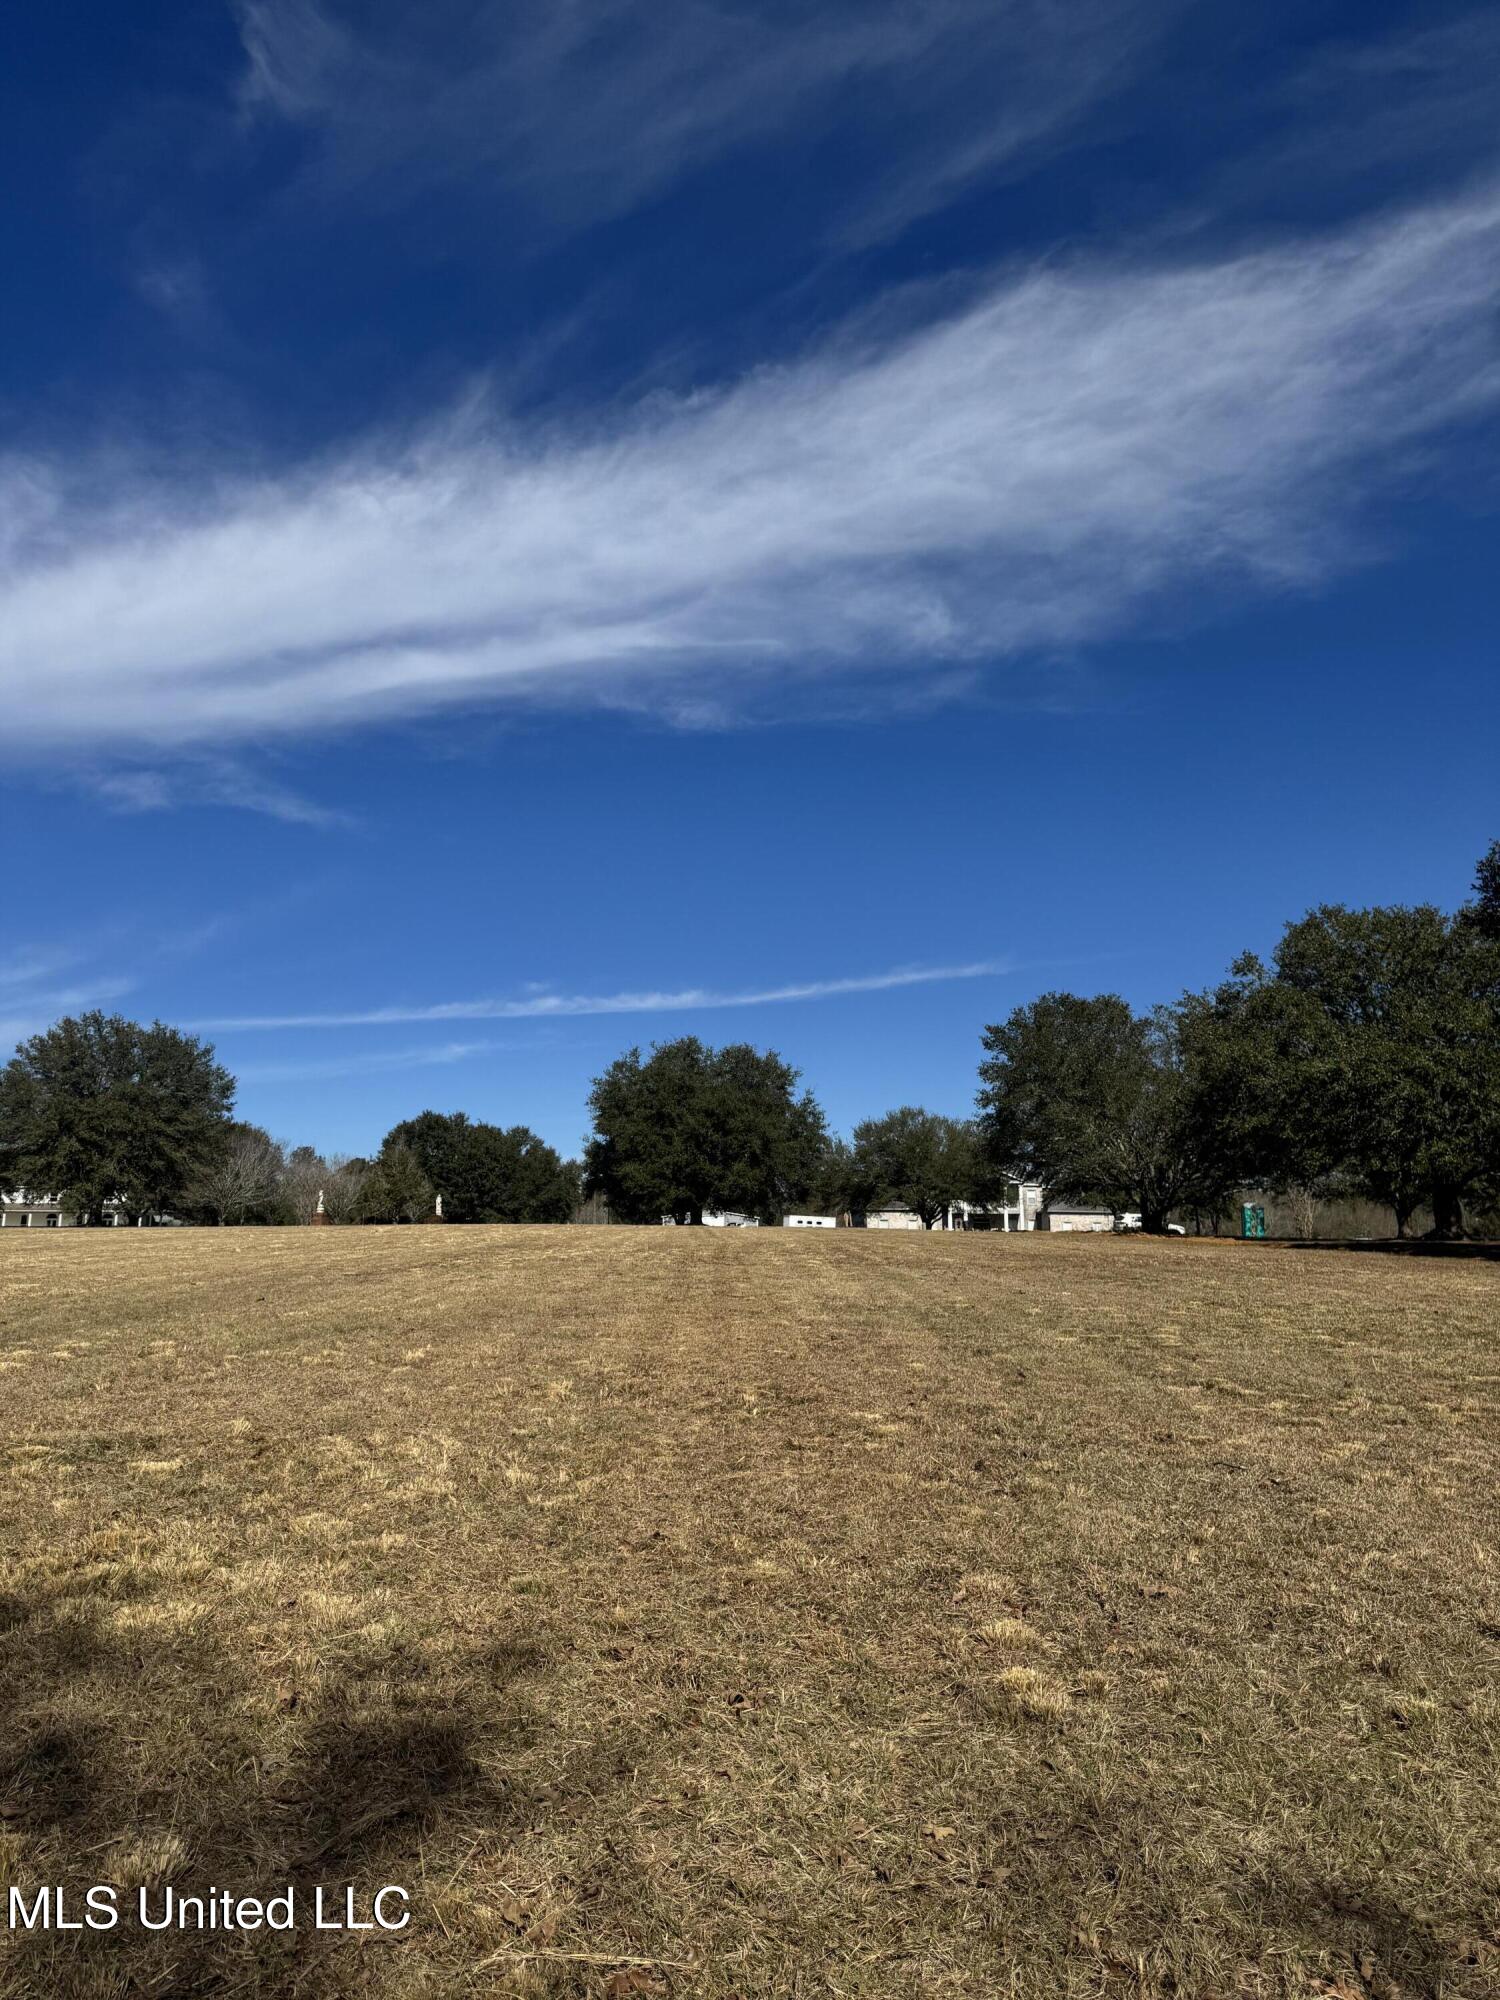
1035, 1202, 1115, 1232
856, 1182, 1044, 1231
1, 1193, 132, 1227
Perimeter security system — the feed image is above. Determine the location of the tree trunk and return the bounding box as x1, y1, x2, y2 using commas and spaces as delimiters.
1140, 1209, 1169, 1236
1429, 1186, 1467, 1241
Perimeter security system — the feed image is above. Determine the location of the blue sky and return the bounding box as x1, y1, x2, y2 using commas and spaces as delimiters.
2, 0, 1497, 1159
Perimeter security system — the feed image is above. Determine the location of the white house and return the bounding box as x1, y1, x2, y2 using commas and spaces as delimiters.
1, 1195, 65, 1228
0, 1193, 177, 1228
783, 1214, 838, 1228
961, 1181, 1045, 1232
856, 1182, 1045, 1232
0, 1193, 132, 1228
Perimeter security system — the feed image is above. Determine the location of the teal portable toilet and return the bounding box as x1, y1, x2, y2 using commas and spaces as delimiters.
1241, 1202, 1266, 1239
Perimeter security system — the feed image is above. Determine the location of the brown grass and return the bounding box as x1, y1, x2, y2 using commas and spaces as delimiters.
0, 1227, 1496, 1999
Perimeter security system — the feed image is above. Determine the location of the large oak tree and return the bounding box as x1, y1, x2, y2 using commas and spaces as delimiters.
0, 1013, 235, 1223
584, 1037, 827, 1223
1191, 903, 1500, 1237
977, 994, 1230, 1234
847, 1106, 977, 1228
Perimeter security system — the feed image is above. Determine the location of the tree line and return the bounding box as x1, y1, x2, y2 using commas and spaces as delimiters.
979, 841, 1500, 1237
3, 842, 1497, 1237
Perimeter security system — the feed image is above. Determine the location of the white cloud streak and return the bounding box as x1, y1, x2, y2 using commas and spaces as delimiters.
0, 946, 86, 993
234, 1040, 502, 1082
195, 961, 1007, 1032
3, 188, 1499, 756
0, 977, 139, 1053
0, 914, 281, 1053
85, 760, 353, 826
234, 0, 1161, 244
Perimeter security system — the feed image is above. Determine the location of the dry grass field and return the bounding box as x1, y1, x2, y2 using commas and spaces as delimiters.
0, 1228, 1496, 2000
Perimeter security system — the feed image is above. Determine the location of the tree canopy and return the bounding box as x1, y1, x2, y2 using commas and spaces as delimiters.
584, 1037, 828, 1223
977, 994, 1229, 1233
1466, 840, 1500, 941
381, 1111, 578, 1224
357, 1141, 435, 1224
1189, 904, 1500, 1236
847, 1107, 977, 1228
0, 1013, 235, 1223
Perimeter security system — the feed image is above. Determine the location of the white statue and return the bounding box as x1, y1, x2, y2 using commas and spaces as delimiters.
435, 1194, 443, 1219
315, 1188, 325, 1216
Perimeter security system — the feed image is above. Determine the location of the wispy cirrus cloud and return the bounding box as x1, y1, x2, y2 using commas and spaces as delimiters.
0, 945, 88, 993
0, 909, 292, 1053
85, 759, 353, 827
3, 186, 1500, 758
1175, 14, 1500, 238
234, 1040, 505, 1082
234, 0, 1166, 245
195, 961, 1007, 1032
0, 958, 139, 1052
1279, 14, 1500, 188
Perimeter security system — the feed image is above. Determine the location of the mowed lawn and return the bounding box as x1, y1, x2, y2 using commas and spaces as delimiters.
1, 1230, 1496, 2000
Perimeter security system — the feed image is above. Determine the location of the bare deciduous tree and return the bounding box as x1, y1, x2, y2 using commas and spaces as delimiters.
322, 1157, 369, 1222
282, 1145, 368, 1224
1287, 1183, 1322, 1242
188, 1125, 287, 1225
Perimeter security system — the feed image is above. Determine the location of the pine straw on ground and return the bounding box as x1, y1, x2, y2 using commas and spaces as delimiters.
0, 1227, 1496, 2000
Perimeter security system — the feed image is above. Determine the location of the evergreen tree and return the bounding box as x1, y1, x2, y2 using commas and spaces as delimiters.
381, 1111, 577, 1223
1194, 904, 1500, 1237
1464, 839, 1500, 941
357, 1141, 434, 1223
848, 1107, 977, 1228
0, 1013, 234, 1223
977, 995, 1228, 1233
584, 1038, 828, 1223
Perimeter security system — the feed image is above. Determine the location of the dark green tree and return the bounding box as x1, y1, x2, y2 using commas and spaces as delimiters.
583, 1037, 828, 1223
1211, 904, 1500, 1237
848, 1107, 977, 1228
381, 1111, 578, 1224
1463, 839, 1500, 941
977, 994, 1228, 1234
356, 1141, 434, 1224
0, 1013, 235, 1224
813, 1136, 883, 1222
1178, 960, 1345, 1211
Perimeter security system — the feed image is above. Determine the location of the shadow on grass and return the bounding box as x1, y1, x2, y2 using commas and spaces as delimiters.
1248, 1872, 1489, 2000
1281, 1239, 1500, 1260
0, 1589, 581, 1997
